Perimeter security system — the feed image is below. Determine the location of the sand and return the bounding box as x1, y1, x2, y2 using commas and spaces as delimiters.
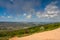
9, 28, 60, 40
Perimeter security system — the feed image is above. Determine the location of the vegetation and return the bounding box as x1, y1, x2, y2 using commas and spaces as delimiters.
0, 22, 60, 40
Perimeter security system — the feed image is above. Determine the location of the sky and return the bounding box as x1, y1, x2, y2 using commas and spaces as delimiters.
0, 0, 60, 22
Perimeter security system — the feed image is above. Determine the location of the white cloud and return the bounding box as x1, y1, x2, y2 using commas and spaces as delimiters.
23, 13, 27, 16
36, 12, 42, 18
44, 2, 59, 18
0, 15, 13, 19
26, 14, 32, 19
7, 16, 12, 18
0, 16, 5, 18
36, 12, 49, 18
36, 2, 60, 18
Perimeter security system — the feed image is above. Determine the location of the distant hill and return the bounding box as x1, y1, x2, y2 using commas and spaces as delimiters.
0, 22, 59, 30
0, 22, 42, 30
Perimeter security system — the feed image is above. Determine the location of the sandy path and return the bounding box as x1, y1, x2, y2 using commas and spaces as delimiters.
9, 28, 60, 40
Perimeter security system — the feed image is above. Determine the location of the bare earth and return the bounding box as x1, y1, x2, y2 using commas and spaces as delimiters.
9, 28, 60, 40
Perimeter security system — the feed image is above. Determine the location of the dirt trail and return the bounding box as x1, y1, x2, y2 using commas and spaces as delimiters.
9, 28, 60, 40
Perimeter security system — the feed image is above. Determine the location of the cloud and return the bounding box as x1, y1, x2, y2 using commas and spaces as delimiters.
0, 16, 13, 18
7, 16, 12, 18
36, 2, 60, 18
23, 13, 27, 16
0, 0, 60, 22
36, 12, 42, 18
26, 14, 32, 19
44, 2, 59, 18
0, 16, 5, 18
36, 12, 49, 18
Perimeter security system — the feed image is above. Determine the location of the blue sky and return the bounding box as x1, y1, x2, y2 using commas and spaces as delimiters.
0, 0, 60, 22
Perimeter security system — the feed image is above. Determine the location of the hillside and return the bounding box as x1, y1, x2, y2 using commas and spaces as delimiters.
0, 22, 60, 40
9, 28, 60, 40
